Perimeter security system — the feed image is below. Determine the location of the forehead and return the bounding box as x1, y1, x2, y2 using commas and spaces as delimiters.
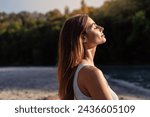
86, 17, 95, 28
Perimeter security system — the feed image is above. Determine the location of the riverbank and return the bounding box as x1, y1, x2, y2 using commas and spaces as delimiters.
0, 67, 150, 100
0, 79, 149, 100
0, 88, 149, 100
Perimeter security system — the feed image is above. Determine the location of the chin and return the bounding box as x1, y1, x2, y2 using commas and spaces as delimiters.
103, 37, 106, 43
98, 37, 106, 44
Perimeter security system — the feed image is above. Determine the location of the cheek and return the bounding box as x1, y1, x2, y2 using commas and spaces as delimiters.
86, 31, 96, 41
86, 31, 106, 46
87, 31, 101, 43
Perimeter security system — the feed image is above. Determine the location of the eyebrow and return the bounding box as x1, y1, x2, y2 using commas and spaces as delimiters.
83, 22, 96, 32
87, 22, 96, 29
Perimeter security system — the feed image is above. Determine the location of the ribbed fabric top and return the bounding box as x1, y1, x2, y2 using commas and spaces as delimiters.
73, 64, 119, 100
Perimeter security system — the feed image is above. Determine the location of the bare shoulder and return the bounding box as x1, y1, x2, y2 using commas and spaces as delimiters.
79, 65, 112, 99
81, 65, 104, 79
79, 65, 106, 88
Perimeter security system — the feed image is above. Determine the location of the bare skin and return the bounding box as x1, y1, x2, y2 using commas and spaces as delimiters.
77, 17, 113, 100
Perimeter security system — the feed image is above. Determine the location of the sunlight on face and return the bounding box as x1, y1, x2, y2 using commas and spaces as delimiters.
84, 17, 106, 48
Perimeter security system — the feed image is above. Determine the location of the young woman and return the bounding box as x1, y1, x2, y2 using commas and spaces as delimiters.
58, 14, 118, 100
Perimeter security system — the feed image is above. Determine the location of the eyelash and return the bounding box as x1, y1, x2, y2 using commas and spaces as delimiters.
92, 23, 98, 28
94, 25, 98, 29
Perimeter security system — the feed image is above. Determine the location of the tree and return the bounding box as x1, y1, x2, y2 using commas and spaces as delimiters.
64, 6, 70, 15
81, 0, 89, 13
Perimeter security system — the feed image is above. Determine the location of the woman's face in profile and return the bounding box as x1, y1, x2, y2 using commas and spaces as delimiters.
83, 17, 106, 48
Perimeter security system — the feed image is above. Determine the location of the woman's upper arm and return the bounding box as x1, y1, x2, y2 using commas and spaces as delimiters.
83, 66, 113, 100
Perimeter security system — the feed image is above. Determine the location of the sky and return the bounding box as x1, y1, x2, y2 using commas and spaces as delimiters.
0, 0, 105, 14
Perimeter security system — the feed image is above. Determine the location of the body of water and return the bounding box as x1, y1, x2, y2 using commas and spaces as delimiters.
0, 66, 150, 92
100, 65, 150, 90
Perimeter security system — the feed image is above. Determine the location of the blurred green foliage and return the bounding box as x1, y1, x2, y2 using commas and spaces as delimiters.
0, 0, 150, 66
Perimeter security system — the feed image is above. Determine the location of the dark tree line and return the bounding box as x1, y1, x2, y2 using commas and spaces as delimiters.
0, 0, 150, 66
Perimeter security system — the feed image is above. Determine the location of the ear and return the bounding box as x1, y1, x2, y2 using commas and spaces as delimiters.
83, 37, 87, 43
81, 34, 87, 43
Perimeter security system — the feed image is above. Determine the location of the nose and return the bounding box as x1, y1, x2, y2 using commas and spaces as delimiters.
98, 25, 104, 32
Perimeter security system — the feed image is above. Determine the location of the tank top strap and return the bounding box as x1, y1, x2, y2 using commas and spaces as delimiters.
75, 64, 87, 76
73, 64, 91, 100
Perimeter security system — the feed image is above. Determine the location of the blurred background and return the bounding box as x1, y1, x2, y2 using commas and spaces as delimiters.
0, 0, 150, 99
0, 0, 150, 66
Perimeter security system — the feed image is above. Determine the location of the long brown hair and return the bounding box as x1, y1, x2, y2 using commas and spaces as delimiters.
58, 14, 88, 99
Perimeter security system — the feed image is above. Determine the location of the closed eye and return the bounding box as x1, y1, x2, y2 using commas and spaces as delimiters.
94, 26, 98, 29
93, 23, 98, 29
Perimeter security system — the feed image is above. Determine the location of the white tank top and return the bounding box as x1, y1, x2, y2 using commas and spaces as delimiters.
73, 64, 119, 100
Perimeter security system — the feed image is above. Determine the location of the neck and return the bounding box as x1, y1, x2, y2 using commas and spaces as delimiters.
83, 47, 96, 65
